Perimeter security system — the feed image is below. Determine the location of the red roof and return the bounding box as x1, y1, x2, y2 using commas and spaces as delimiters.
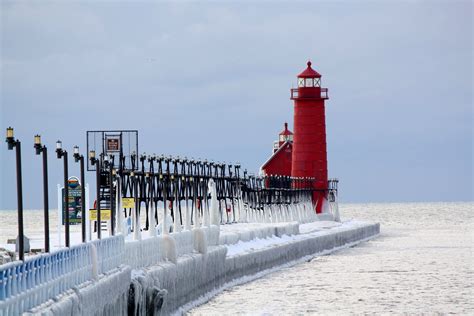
260, 141, 293, 174
297, 61, 321, 78
280, 122, 293, 136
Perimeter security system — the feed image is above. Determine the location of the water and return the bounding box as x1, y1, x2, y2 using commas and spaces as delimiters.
190, 202, 474, 315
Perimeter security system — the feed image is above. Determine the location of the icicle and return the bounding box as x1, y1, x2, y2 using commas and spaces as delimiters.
184, 199, 191, 231
162, 203, 169, 236
173, 204, 182, 233
208, 179, 220, 226
90, 243, 98, 281
193, 200, 200, 229
163, 235, 177, 264
149, 199, 157, 237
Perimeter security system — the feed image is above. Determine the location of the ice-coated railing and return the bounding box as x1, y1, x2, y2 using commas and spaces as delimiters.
123, 237, 165, 269
91, 235, 125, 274
0, 235, 124, 316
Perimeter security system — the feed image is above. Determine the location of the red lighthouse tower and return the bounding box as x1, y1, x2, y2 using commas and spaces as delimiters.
290, 61, 329, 213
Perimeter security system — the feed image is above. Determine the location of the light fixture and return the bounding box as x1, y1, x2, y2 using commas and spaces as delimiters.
89, 150, 96, 159
34, 135, 43, 155
34, 135, 41, 146
6, 127, 15, 150
56, 140, 62, 150
6, 127, 14, 139
73, 145, 79, 155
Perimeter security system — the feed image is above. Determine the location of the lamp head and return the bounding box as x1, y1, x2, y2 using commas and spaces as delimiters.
55, 140, 64, 158
6, 127, 15, 150
34, 134, 42, 154
89, 150, 96, 165
73, 145, 81, 162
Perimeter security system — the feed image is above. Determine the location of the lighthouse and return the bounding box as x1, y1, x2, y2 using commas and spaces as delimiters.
290, 61, 329, 213
260, 122, 294, 177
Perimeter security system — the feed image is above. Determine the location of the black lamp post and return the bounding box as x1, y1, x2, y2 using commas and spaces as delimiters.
104, 154, 115, 236
34, 134, 50, 252
56, 140, 70, 247
89, 150, 101, 239
5, 127, 25, 260
73, 146, 87, 243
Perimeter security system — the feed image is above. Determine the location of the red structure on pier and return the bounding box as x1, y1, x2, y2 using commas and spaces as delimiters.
261, 61, 330, 213
260, 123, 293, 177
291, 61, 329, 213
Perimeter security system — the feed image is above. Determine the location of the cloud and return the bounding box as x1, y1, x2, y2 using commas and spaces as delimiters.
1, 1, 472, 208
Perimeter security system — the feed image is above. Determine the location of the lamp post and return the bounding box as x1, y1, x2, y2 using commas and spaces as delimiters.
56, 140, 70, 247
73, 146, 87, 243
89, 150, 101, 239
105, 155, 115, 236
5, 127, 25, 260
34, 135, 50, 252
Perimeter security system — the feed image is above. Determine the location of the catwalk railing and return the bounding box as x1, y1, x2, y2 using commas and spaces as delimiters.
0, 235, 124, 315
101, 154, 337, 236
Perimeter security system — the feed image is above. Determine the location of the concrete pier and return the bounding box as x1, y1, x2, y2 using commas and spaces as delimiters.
1, 220, 380, 316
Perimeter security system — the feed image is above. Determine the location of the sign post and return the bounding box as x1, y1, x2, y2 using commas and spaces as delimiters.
58, 177, 89, 245
62, 177, 83, 226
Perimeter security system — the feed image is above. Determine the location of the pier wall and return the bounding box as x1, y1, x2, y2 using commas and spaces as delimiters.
131, 222, 380, 315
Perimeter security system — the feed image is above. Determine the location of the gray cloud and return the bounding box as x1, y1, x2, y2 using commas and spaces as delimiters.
1, 1, 472, 209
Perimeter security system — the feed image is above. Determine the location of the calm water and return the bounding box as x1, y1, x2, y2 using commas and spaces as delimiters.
190, 202, 474, 315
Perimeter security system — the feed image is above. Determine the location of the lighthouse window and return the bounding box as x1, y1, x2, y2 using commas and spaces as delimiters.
305, 78, 313, 87
314, 78, 321, 87
298, 78, 305, 87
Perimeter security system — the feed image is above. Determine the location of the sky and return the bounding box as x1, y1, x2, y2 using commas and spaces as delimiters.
0, 0, 472, 209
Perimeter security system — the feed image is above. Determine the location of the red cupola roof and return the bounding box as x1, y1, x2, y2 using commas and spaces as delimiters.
297, 61, 321, 78
280, 122, 293, 136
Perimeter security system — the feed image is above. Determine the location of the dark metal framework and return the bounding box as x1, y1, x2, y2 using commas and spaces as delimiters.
98, 155, 338, 235
86, 130, 138, 171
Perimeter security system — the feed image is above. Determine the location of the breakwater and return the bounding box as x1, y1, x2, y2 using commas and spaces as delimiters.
1, 220, 379, 315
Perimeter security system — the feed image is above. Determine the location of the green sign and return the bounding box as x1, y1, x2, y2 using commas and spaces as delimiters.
62, 176, 83, 225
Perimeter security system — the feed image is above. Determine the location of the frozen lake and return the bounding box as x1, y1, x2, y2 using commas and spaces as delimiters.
190, 202, 473, 315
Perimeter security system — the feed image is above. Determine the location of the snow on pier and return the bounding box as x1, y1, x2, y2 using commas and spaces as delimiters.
0, 216, 379, 316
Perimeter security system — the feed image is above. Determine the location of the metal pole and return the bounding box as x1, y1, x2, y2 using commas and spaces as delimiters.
16, 141, 25, 260
43, 147, 50, 252
96, 160, 101, 239
80, 157, 86, 242
64, 152, 70, 247
110, 166, 114, 236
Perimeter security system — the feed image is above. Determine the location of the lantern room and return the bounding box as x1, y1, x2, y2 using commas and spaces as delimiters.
275, 122, 293, 152
291, 61, 328, 100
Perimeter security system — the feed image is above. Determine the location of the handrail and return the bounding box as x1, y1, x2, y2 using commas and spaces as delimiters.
291, 88, 328, 99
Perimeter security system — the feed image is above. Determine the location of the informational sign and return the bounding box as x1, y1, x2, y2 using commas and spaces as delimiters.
122, 197, 135, 209
106, 136, 120, 152
89, 209, 111, 221
62, 176, 83, 225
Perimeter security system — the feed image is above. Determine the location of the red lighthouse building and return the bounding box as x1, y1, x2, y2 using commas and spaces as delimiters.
291, 61, 329, 213
260, 122, 293, 177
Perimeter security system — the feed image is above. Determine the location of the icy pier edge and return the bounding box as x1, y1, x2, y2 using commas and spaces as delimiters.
136, 221, 380, 315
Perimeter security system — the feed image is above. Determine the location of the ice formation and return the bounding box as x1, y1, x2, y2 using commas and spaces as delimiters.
0, 185, 380, 316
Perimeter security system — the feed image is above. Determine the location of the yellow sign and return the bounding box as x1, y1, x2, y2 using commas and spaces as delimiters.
122, 198, 135, 209
89, 209, 111, 221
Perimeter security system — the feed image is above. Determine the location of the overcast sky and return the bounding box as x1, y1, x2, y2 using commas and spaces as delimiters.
0, 0, 472, 209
